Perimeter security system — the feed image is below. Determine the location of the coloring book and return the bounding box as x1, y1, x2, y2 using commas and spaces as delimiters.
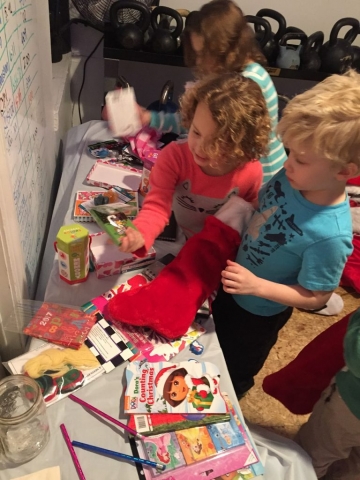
127, 411, 231, 437
128, 393, 261, 480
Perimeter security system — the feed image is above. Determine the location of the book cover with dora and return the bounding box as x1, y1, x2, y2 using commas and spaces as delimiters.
124, 361, 227, 414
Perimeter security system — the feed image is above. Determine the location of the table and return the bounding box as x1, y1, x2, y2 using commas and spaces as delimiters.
2, 121, 317, 479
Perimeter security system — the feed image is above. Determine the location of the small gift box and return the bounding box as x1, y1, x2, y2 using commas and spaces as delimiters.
90, 232, 156, 279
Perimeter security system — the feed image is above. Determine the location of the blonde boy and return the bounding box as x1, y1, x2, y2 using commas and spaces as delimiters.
212, 70, 360, 398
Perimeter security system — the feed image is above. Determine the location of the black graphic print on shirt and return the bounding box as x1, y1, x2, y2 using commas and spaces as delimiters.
242, 180, 303, 267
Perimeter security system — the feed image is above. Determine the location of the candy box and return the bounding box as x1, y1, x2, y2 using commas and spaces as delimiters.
89, 232, 156, 279
54, 224, 90, 284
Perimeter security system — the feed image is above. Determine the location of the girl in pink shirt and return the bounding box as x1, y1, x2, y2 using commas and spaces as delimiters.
120, 72, 270, 256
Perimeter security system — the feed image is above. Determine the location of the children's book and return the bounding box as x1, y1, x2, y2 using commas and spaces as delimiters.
144, 432, 186, 473
124, 360, 226, 414
89, 203, 138, 246
73, 191, 102, 222
127, 412, 231, 437
23, 302, 97, 349
128, 393, 261, 480
80, 187, 138, 215
132, 424, 258, 480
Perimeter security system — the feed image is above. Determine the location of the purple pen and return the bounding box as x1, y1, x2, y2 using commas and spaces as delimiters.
68, 394, 145, 441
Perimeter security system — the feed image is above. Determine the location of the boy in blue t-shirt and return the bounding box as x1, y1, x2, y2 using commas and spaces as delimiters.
212, 70, 360, 398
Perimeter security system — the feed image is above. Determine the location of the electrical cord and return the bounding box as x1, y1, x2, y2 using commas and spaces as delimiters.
77, 34, 104, 124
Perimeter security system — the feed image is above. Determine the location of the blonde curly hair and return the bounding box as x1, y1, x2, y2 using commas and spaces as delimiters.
180, 72, 270, 170
183, 0, 266, 77
278, 70, 360, 168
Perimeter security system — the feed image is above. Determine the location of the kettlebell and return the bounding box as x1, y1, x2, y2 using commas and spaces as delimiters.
150, 6, 183, 54
147, 80, 178, 113
254, 9, 287, 66
110, 0, 150, 50
284, 26, 306, 35
345, 25, 360, 72
320, 17, 359, 73
276, 33, 307, 70
245, 15, 272, 50
300, 31, 324, 71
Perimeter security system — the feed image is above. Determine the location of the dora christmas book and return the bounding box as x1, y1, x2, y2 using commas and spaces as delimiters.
124, 360, 227, 414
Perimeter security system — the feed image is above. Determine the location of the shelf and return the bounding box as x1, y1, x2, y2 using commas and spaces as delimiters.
104, 33, 329, 81
104, 33, 185, 67
266, 67, 328, 82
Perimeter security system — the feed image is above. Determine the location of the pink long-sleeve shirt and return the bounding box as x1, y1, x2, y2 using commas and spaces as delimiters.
134, 140, 262, 252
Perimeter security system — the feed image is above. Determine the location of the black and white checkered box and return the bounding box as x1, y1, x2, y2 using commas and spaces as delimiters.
85, 313, 134, 373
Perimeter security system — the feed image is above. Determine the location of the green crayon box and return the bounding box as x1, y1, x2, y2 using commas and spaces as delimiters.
54, 224, 90, 285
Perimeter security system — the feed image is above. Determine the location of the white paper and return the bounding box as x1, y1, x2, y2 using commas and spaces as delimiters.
11, 466, 61, 480
105, 88, 142, 137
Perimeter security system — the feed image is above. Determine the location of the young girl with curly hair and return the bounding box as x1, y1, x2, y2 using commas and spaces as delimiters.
139, 0, 286, 183
119, 72, 270, 255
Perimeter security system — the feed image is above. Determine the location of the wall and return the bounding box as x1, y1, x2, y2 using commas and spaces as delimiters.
70, 0, 360, 125
0, 0, 56, 365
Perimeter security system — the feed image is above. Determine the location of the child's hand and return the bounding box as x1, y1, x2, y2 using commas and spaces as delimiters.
119, 227, 145, 253
221, 260, 260, 295
137, 105, 151, 127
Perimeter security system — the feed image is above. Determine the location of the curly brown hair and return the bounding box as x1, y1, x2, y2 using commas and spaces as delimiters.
183, 0, 266, 77
180, 73, 270, 170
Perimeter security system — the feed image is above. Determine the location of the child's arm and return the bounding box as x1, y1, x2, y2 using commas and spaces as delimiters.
119, 144, 180, 255
343, 309, 360, 378
148, 111, 188, 135
221, 260, 333, 310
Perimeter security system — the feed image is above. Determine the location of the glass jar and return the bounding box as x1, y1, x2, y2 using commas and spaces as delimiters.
0, 374, 50, 464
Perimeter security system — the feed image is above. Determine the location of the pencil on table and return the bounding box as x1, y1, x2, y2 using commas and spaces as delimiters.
60, 423, 86, 480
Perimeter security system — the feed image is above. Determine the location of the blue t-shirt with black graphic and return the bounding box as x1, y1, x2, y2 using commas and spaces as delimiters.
234, 168, 353, 316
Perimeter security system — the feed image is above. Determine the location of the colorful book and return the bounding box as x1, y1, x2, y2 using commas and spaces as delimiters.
80, 187, 138, 215
89, 203, 138, 246
128, 394, 261, 480
23, 302, 97, 349
73, 191, 102, 222
127, 412, 231, 437
124, 360, 226, 414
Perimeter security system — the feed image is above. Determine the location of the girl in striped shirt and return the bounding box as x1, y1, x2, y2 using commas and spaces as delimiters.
139, 0, 287, 184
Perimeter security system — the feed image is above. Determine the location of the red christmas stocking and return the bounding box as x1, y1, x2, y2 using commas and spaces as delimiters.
107, 215, 241, 339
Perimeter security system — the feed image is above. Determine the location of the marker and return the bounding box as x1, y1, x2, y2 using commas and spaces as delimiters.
72, 440, 165, 472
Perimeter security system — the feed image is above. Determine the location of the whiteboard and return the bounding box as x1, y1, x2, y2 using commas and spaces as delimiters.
0, 0, 55, 296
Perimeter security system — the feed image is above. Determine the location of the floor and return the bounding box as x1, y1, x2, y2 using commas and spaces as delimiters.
239, 285, 360, 440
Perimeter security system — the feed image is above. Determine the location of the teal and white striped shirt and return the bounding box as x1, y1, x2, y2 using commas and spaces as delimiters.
242, 63, 287, 183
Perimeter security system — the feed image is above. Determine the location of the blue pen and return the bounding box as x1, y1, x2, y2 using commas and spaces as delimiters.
72, 440, 165, 472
